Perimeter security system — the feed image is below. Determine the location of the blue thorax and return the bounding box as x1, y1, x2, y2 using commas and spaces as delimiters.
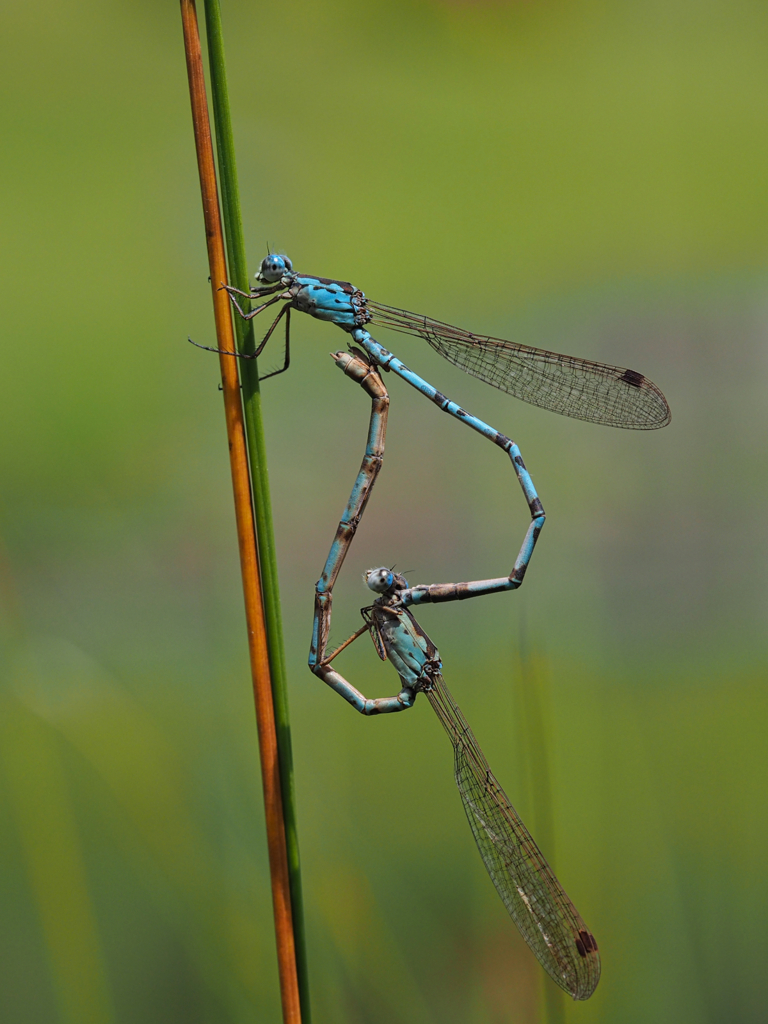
257, 254, 371, 330
364, 567, 442, 690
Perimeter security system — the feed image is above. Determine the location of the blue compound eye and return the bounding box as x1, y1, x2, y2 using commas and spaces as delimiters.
366, 568, 394, 593
258, 254, 291, 283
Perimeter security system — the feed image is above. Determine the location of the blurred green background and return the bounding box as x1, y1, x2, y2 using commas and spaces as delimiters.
1, 1, 767, 1021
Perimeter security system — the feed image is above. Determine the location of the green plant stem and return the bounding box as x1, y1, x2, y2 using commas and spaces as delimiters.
514, 626, 565, 1024
201, 3, 310, 1020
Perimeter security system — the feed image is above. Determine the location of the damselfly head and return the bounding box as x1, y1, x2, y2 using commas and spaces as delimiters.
365, 567, 394, 593
365, 567, 407, 594
256, 253, 293, 283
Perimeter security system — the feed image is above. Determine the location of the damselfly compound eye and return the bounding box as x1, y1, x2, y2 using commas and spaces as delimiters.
257, 254, 291, 283
365, 567, 394, 593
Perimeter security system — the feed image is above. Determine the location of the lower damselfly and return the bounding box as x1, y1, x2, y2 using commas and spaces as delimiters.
308, 353, 598, 1000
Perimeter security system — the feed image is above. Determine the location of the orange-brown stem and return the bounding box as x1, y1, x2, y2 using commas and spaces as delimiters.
179, 3, 301, 1021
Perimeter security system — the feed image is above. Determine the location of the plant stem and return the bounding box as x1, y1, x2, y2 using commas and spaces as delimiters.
200, 3, 310, 1020
514, 624, 565, 1024
179, 3, 301, 1021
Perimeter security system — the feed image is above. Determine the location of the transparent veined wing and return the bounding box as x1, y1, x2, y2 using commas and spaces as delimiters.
368, 301, 670, 430
425, 673, 600, 1000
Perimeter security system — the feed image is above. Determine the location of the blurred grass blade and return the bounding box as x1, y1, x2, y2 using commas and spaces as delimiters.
200, 2, 310, 1020
513, 623, 565, 1024
0, 698, 116, 1024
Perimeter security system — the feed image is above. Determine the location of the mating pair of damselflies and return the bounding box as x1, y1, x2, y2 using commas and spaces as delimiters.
192, 254, 669, 999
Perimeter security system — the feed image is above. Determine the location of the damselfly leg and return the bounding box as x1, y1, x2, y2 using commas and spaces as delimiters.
188, 296, 292, 381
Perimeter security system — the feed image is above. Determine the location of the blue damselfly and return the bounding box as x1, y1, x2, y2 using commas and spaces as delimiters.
210, 253, 670, 432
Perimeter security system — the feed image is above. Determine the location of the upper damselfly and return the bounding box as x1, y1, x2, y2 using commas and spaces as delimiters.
203, 252, 670, 430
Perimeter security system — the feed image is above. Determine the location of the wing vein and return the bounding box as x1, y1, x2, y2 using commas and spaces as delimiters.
369, 302, 670, 430
425, 674, 600, 1000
